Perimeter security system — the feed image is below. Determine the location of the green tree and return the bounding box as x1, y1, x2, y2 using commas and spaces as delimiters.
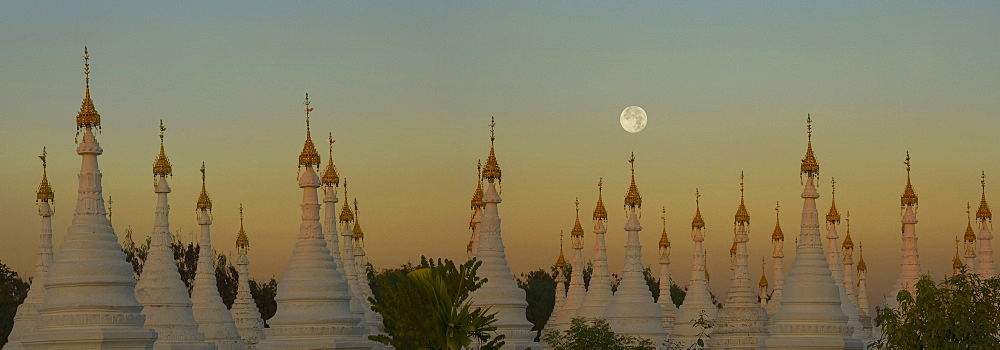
249, 277, 278, 324
516, 268, 555, 339
872, 268, 1000, 349
0, 260, 30, 347
542, 317, 654, 350
369, 257, 504, 349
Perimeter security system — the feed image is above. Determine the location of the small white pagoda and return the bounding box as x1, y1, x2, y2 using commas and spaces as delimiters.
576, 179, 613, 320
231, 205, 267, 349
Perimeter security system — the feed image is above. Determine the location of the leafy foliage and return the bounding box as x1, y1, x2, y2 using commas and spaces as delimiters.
872, 268, 1000, 349
0, 261, 30, 348
369, 257, 504, 350
516, 268, 555, 337
542, 317, 655, 350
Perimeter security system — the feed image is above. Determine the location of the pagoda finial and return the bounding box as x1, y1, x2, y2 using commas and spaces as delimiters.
593, 178, 608, 220
772, 201, 783, 241
901, 152, 918, 207
36, 147, 55, 202
571, 198, 584, 236
965, 202, 977, 242
352, 198, 364, 240
236, 204, 249, 250
826, 177, 841, 223
555, 231, 567, 268
298, 93, 321, 169
482, 117, 502, 183
978, 171, 992, 221
197, 162, 212, 210
624, 152, 642, 209
107, 196, 113, 227
954, 237, 963, 270
759, 257, 769, 288
471, 160, 484, 209
339, 178, 354, 223
321, 132, 340, 186
857, 243, 867, 272
842, 211, 854, 249
659, 206, 670, 248
692, 189, 705, 229
800, 114, 819, 176
76, 46, 101, 132
735, 171, 750, 224
152, 120, 173, 177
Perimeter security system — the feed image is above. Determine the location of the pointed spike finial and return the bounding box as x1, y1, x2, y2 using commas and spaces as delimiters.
800, 114, 819, 176
772, 201, 784, 241
83, 46, 90, 87
735, 172, 750, 224
321, 131, 340, 186
153, 120, 173, 177
593, 177, 608, 220
76, 47, 101, 131
236, 203, 250, 249
339, 178, 355, 223
624, 152, 642, 208
298, 93, 321, 168
490, 116, 496, 145
901, 152, 919, 207
740, 171, 745, 198
482, 117, 502, 183
692, 188, 706, 229
571, 197, 585, 236
806, 113, 812, 140
36, 146, 55, 203
107, 196, 112, 226
196, 162, 212, 210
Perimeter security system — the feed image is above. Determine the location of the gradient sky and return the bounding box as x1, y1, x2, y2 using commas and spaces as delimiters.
3, 1, 1000, 310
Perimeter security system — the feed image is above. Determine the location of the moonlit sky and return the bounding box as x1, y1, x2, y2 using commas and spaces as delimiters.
2, 2, 1000, 309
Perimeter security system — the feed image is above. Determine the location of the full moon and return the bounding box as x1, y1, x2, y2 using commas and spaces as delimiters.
620, 106, 647, 133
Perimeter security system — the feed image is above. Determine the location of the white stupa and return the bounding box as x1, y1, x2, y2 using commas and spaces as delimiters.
656, 207, 677, 333
134, 122, 214, 350
5, 150, 56, 350
671, 190, 717, 347
468, 161, 485, 258
551, 199, 587, 329
338, 180, 367, 322
842, 213, 865, 334
976, 172, 995, 278
856, 245, 873, 341
758, 260, 769, 309
468, 118, 537, 349
543, 234, 568, 329
231, 205, 267, 349
822, 180, 863, 337
887, 152, 921, 308
766, 202, 785, 319
764, 116, 860, 349
711, 173, 769, 349
352, 201, 385, 334
321, 133, 347, 280
602, 153, 666, 343
21, 48, 157, 349
190, 164, 245, 350
575, 179, 613, 319
258, 94, 370, 349
964, 204, 978, 269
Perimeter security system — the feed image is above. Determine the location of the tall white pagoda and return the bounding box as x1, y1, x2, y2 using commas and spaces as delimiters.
575, 179, 613, 319
964, 203, 978, 269
5, 150, 56, 350
976, 172, 995, 278
543, 233, 568, 329
468, 161, 485, 258
842, 212, 865, 332
822, 179, 863, 337
766, 202, 785, 318
856, 244, 873, 341
711, 173, 769, 349
551, 199, 587, 329
231, 205, 267, 349
671, 190, 717, 347
467, 118, 537, 349
352, 200, 384, 334
657, 207, 677, 333
134, 122, 214, 350
258, 95, 371, 349
338, 180, 367, 321
190, 164, 245, 350
21, 48, 157, 349
602, 153, 666, 343
764, 116, 860, 349
887, 152, 921, 307
321, 133, 348, 281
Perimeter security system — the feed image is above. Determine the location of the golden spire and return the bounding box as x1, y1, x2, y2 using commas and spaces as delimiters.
735, 172, 750, 224
692, 189, 705, 229
321, 132, 339, 186
481, 117, 501, 183
857, 243, 867, 272
953, 237, 963, 270
298, 93, 321, 169
339, 178, 355, 223
759, 257, 769, 288
107, 196, 113, 227
901, 152, 918, 207
236, 204, 249, 250
352, 199, 364, 240
76, 47, 101, 131
965, 202, 977, 242
152, 120, 173, 177
800, 114, 819, 176
772, 202, 784, 241
471, 160, 484, 209
36, 147, 55, 202
593, 178, 608, 220
977, 171, 992, 221
624, 152, 642, 208
659, 207, 670, 248
555, 231, 567, 268
826, 177, 841, 223
842, 211, 854, 249
571, 198, 584, 236
196, 162, 212, 210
